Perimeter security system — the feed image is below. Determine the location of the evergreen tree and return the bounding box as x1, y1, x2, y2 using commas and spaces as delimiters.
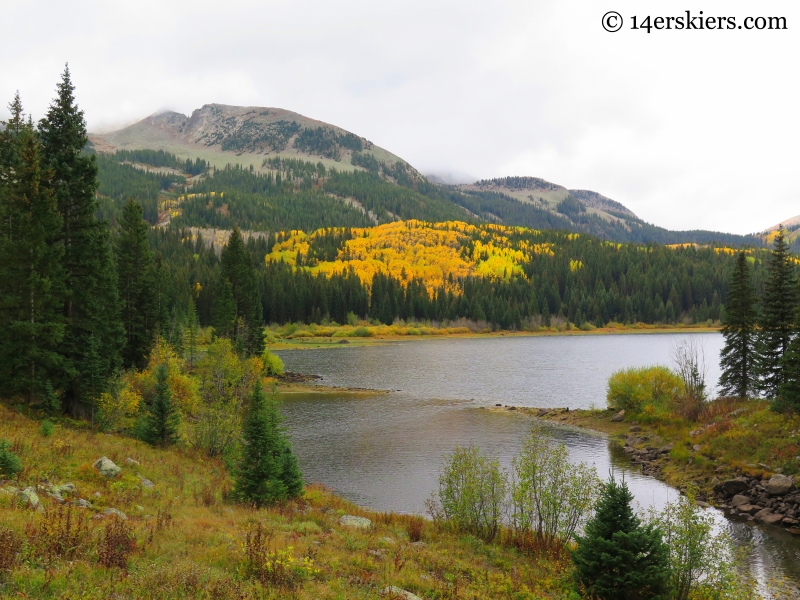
718, 252, 758, 398
140, 363, 180, 448
38, 65, 124, 412
779, 290, 800, 411
184, 297, 199, 370
0, 93, 66, 405
219, 227, 263, 354
115, 199, 155, 369
212, 278, 236, 338
573, 477, 671, 600
234, 380, 303, 506
755, 229, 798, 398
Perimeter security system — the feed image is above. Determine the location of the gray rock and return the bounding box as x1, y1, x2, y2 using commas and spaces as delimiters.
731, 494, 751, 508
125, 457, 140, 466
629, 426, 641, 432
692, 444, 702, 452
611, 410, 625, 422
93, 457, 121, 478
138, 475, 154, 489
380, 586, 423, 600
101, 507, 127, 520
765, 474, 793, 496
338, 515, 372, 529
659, 444, 674, 454
714, 477, 750, 496
17, 487, 44, 512
72, 498, 91, 508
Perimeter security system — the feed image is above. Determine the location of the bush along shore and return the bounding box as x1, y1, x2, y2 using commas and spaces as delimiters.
504, 399, 800, 536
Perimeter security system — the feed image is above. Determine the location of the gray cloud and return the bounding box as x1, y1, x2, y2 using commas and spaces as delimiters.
3, 0, 798, 234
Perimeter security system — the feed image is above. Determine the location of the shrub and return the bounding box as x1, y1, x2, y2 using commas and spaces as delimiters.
27, 504, 91, 563
352, 326, 371, 337
429, 446, 507, 542
0, 439, 22, 479
263, 350, 285, 376
98, 516, 136, 570
39, 420, 54, 437
406, 516, 424, 542
509, 428, 600, 553
0, 527, 22, 577
245, 523, 317, 589
607, 366, 683, 413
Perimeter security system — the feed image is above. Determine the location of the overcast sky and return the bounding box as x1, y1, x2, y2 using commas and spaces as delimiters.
2, 0, 798, 234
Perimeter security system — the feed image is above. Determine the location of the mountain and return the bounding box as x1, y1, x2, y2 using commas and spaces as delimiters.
90, 103, 411, 173
761, 214, 800, 252
91, 104, 760, 247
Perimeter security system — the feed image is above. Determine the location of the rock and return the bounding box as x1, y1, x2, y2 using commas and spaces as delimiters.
629, 426, 641, 432
93, 457, 121, 478
626, 436, 643, 447
765, 474, 793, 496
782, 517, 799, 526
714, 478, 750, 496
380, 586, 423, 600
737, 504, 759, 515
729, 408, 745, 417
731, 495, 751, 508
338, 515, 372, 529
93, 491, 102, 498
692, 444, 702, 452
710, 477, 720, 486
756, 510, 784, 525
411, 541, 427, 547
125, 457, 140, 466
611, 410, 625, 422
695, 500, 710, 508
659, 444, 674, 454
138, 475, 154, 489
17, 487, 44, 512
101, 507, 127, 520
788, 528, 800, 536
72, 498, 91, 508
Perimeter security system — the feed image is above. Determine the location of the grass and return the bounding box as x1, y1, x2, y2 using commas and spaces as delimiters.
0, 403, 575, 599
531, 398, 800, 495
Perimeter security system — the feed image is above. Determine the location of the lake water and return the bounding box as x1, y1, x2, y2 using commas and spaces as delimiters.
276, 332, 800, 592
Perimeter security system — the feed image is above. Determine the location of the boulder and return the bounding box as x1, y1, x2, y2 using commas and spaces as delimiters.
782, 517, 800, 527
138, 475, 155, 489
658, 444, 674, 454
101, 507, 127, 520
737, 504, 758, 515
765, 474, 793, 496
380, 586, 423, 600
731, 494, 751, 508
93, 457, 121, 478
756, 511, 784, 526
611, 410, 625, 422
714, 478, 750, 497
338, 515, 372, 529
17, 487, 44, 512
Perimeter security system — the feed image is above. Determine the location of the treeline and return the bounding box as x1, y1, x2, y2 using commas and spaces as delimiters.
112, 148, 208, 175
147, 224, 764, 333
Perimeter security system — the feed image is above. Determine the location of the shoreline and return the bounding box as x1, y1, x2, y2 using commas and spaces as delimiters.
269, 324, 721, 350
492, 404, 800, 537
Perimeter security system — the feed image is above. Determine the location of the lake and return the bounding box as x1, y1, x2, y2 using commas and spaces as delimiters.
276, 332, 800, 592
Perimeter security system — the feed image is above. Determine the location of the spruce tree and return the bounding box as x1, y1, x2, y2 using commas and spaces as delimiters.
219, 227, 263, 355
755, 229, 798, 398
115, 199, 155, 369
184, 297, 199, 370
718, 252, 758, 398
0, 94, 66, 405
38, 66, 124, 411
234, 380, 303, 506
141, 363, 180, 448
573, 477, 671, 599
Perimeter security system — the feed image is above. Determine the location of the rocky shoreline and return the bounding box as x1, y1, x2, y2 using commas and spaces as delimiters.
494, 405, 800, 536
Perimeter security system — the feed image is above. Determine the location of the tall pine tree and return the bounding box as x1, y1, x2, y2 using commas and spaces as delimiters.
234, 380, 303, 506
115, 199, 155, 369
572, 477, 671, 600
0, 94, 66, 404
218, 227, 263, 355
755, 229, 798, 398
140, 363, 180, 448
38, 65, 124, 412
718, 252, 758, 398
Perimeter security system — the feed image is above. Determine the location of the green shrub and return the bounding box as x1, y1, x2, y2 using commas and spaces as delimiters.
607, 366, 683, 413
39, 420, 54, 437
0, 439, 22, 479
263, 350, 285, 376
429, 446, 507, 542
352, 326, 371, 337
